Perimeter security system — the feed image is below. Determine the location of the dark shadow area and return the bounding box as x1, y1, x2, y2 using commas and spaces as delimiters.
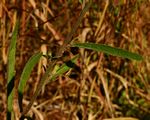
7, 76, 15, 120
77, 110, 82, 120
7, 76, 15, 97
20, 115, 32, 120
18, 92, 23, 112
7, 111, 11, 120
65, 58, 80, 71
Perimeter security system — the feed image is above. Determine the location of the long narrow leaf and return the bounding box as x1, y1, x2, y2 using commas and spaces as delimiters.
18, 52, 42, 94
21, 55, 79, 115
51, 54, 79, 81
72, 43, 143, 61
18, 52, 42, 111
7, 21, 19, 119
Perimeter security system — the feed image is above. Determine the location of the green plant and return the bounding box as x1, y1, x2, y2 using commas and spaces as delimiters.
7, 21, 19, 120
7, 1, 143, 120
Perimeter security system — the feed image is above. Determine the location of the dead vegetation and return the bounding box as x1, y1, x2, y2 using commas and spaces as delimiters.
0, 0, 150, 120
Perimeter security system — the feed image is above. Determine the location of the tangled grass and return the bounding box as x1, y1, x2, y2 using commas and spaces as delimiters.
0, 0, 150, 120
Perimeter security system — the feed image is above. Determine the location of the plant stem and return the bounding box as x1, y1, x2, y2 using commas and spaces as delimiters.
21, 1, 92, 116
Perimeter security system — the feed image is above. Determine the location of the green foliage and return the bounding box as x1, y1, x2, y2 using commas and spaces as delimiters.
7, 21, 19, 120
18, 52, 42, 95
51, 54, 79, 81
5, 1, 146, 119
79, 0, 83, 4
72, 43, 143, 61
18, 52, 42, 111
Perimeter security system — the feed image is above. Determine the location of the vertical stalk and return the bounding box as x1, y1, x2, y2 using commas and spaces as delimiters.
21, 1, 92, 116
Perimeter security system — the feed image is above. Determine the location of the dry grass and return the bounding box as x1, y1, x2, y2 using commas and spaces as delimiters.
0, 0, 150, 120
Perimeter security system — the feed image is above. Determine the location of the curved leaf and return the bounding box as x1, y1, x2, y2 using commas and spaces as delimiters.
7, 21, 19, 118
72, 43, 143, 61
18, 52, 42, 112
18, 52, 43, 94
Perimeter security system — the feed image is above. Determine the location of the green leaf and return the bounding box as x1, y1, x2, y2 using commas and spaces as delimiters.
51, 54, 79, 81
79, 0, 83, 4
72, 43, 143, 61
18, 52, 43, 95
7, 21, 19, 119
18, 52, 42, 112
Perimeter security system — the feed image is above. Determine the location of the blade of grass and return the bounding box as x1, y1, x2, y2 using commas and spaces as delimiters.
72, 43, 143, 61
21, 2, 91, 116
51, 54, 79, 81
56, 1, 92, 57
21, 55, 79, 116
22, 59, 56, 116
104, 117, 139, 120
7, 21, 19, 120
18, 52, 42, 112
